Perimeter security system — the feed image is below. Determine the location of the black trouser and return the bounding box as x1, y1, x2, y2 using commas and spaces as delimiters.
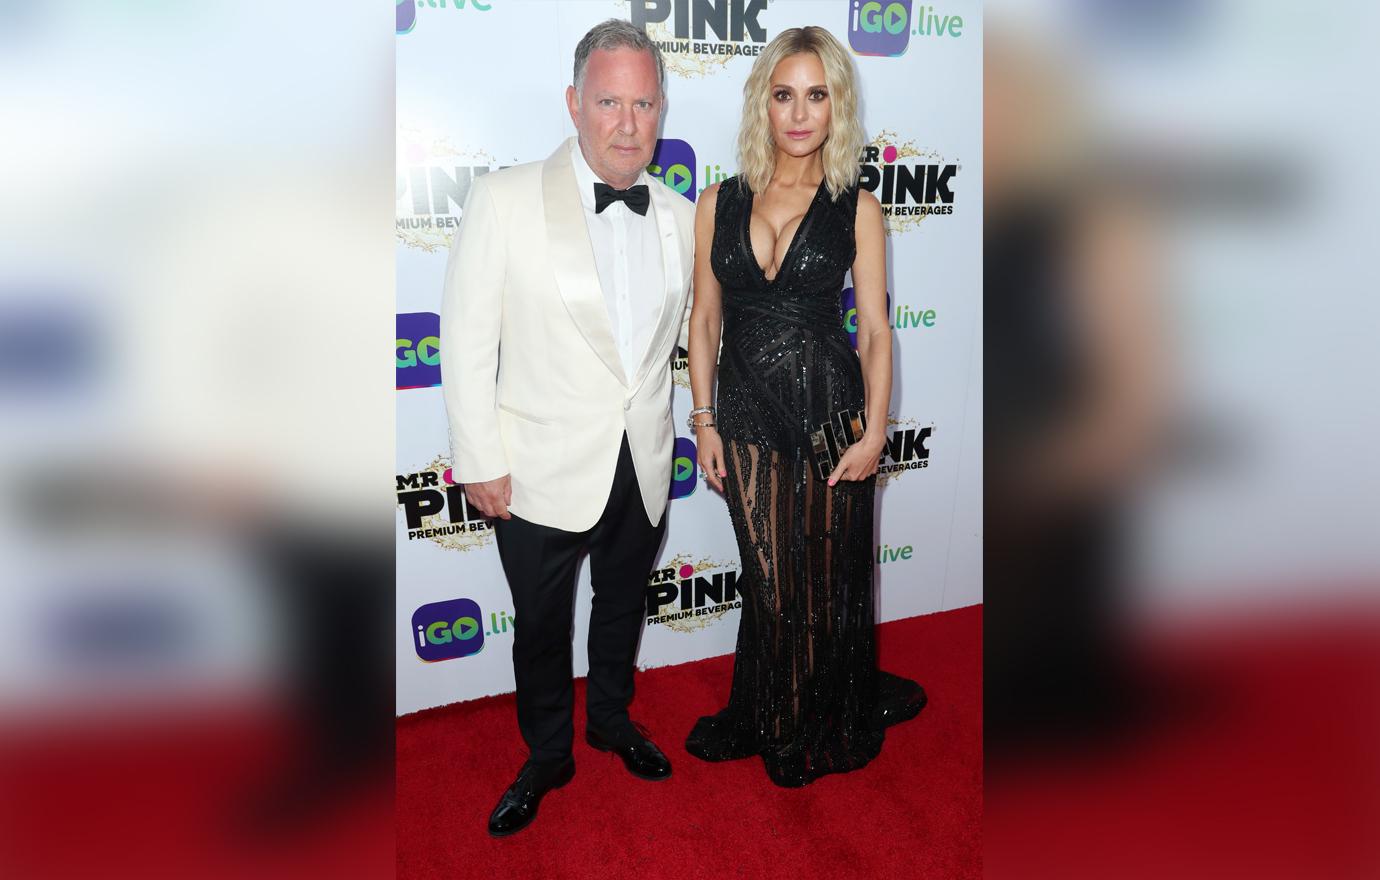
493, 433, 666, 765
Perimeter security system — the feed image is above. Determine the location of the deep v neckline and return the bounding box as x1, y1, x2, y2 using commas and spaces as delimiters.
744, 178, 826, 286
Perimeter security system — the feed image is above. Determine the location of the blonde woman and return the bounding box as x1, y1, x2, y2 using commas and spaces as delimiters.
684, 26, 925, 787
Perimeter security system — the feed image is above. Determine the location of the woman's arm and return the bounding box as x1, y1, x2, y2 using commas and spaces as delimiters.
830, 189, 892, 484
688, 183, 728, 491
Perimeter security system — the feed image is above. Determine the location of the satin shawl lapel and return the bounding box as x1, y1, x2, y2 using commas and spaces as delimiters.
629, 179, 687, 391
542, 139, 627, 387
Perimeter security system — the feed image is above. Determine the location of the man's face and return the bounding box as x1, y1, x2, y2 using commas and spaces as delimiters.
566, 47, 662, 189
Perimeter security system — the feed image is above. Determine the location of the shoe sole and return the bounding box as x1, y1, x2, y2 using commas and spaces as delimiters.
487, 764, 574, 838
585, 734, 672, 781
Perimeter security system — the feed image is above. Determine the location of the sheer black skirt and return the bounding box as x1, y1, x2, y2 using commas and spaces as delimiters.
685, 439, 925, 787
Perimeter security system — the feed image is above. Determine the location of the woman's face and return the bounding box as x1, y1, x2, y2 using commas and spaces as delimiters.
767, 52, 831, 159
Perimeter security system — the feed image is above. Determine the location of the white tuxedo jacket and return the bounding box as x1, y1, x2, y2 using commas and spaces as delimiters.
440, 138, 696, 532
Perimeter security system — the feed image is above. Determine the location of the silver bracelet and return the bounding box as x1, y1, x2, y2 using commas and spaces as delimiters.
686, 406, 714, 429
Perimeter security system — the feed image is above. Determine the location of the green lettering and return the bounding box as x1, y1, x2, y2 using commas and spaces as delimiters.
883, 2, 907, 35
417, 335, 440, 366
426, 620, 452, 644
861, 1, 884, 33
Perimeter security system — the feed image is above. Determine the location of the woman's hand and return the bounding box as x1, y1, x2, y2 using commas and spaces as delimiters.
696, 427, 728, 492
827, 436, 885, 486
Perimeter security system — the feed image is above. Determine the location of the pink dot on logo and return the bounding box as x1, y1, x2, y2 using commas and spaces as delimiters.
442, 468, 455, 485
679, 564, 694, 579
883, 145, 899, 164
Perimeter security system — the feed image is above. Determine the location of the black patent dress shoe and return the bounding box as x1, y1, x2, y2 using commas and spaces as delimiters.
585, 724, 672, 781
487, 757, 575, 838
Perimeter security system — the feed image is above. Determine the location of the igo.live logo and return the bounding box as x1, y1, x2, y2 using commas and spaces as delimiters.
648, 139, 696, 202
840, 288, 936, 348
848, 2, 964, 57
671, 436, 697, 499
397, 312, 440, 389
412, 598, 485, 662
398, 0, 493, 36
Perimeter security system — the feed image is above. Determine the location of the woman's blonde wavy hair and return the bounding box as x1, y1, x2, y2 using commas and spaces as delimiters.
736, 26, 864, 201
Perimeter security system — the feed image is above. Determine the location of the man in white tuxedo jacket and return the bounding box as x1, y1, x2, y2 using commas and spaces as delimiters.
439, 21, 695, 838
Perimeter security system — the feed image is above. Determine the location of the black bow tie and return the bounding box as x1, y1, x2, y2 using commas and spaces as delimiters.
593, 182, 650, 216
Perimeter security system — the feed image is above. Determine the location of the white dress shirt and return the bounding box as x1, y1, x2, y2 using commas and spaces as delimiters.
569, 139, 664, 381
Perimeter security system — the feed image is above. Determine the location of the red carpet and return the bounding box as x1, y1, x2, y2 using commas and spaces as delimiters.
0, 708, 393, 878
985, 605, 1380, 878
396, 604, 982, 879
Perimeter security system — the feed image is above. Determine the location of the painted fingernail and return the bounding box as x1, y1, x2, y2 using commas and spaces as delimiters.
828, 479, 836, 486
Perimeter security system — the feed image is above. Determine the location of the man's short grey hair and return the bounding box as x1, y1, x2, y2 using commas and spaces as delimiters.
573, 18, 666, 101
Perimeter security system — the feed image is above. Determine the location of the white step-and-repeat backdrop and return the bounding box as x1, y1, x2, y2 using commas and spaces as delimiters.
396, 0, 982, 715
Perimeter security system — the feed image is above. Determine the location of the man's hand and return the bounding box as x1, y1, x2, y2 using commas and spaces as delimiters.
463, 474, 512, 520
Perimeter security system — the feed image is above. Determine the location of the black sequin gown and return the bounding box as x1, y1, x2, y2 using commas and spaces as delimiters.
685, 177, 926, 787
